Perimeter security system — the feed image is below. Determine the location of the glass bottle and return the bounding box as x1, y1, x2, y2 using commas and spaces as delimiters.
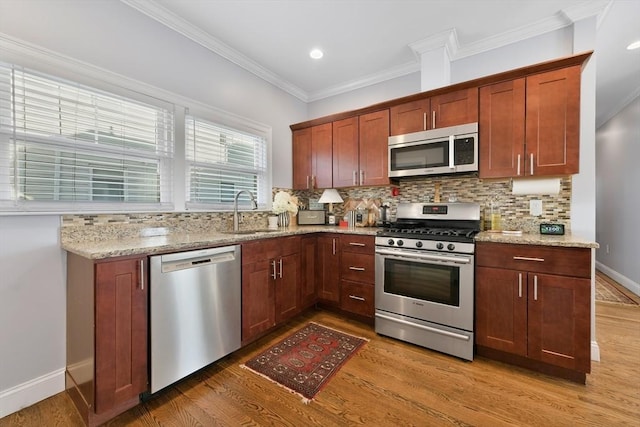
490, 200, 501, 231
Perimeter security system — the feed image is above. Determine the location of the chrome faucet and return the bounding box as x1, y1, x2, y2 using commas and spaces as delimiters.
233, 190, 258, 232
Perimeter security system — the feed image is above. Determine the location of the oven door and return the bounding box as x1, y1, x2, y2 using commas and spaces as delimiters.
375, 246, 474, 331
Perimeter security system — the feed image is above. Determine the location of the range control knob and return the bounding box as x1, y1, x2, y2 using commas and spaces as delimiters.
415, 241, 423, 248
436, 242, 444, 250
447, 243, 456, 251
397, 240, 404, 247
388, 239, 395, 246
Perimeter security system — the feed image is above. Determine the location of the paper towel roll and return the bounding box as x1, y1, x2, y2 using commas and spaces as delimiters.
511, 177, 561, 195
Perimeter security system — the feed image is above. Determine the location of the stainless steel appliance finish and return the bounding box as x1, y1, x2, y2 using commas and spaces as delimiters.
388, 122, 478, 178
150, 245, 241, 393
297, 210, 326, 225
375, 202, 480, 361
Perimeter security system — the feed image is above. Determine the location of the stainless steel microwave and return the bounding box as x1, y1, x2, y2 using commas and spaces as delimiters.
388, 122, 478, 178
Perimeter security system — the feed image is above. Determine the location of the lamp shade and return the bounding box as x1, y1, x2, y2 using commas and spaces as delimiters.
318, 188, 343, 204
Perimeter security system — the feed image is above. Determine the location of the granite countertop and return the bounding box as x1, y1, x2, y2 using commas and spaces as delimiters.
62, 225, 380, 259
475, 231, 599, 249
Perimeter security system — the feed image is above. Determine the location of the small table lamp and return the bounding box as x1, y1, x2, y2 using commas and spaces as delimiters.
318, 188, 343, 225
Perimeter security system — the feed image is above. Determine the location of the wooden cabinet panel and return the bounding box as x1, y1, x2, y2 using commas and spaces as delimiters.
300, 236, 317, 309
340, 252, 375, 283
339, 234, 375, 254
358, 110, 390, 186
292, 128, 312, 190
317, 234, 341, 303
430, 87, 478, 129
292, 123, 332, 190
525, 66, 581, 176
479, 79, 526, 178
275, 252, 301, 323
241, 258, 275, 341
476, 242, 591, 278
340, 280, 374, 318
475, 266, 527, 356
389, 98, 430, 135
332, 116, 360, 188
527, 272, 590, 372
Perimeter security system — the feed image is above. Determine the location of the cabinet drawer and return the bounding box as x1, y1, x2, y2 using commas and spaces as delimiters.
476, 242, 591, 278
340, 280, 374, 318
340, 235, 375, 254
340, 252, 374, 283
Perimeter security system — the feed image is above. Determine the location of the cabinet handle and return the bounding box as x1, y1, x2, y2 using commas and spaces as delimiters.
517, 154, 521, 176
352, 170, 357, 186
271, 260, 277, 279
278, 258, 283, 278
423, 112, 427, 130
513, 256, 545, 262
312, 175, 316, 189
349, 242, 366, 247
534, 275, 538, 301
359, 170, 364, 186
139, 259, 144, 291
530, 153, 534, 176
306, 176, 310, 190
518, 273, 522, 298
449, 135, 455, 169
332, 238, 336, 255
432, 111, 436, 128
349, 266, 365, 271
349, 295, 365, 301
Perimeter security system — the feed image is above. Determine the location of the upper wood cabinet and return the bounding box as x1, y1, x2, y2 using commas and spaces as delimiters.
332, 110, 390, 187
479, 66, 581, 178
389, 87, 478, 135
292, 123, 332, 190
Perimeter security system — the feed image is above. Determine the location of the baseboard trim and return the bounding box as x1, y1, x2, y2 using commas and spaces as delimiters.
591, 340, 601, 362
0, 368, 65, 418
595, 262, 640, 296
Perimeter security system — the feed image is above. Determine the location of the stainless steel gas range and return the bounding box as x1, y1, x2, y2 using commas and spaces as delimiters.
374, 202, 481, 361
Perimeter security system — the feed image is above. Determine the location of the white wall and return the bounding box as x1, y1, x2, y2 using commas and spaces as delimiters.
595, 96, 640, 293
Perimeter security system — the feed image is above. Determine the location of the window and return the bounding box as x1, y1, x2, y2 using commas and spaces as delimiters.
185, 115, 268, 209
0, 62, 174, 211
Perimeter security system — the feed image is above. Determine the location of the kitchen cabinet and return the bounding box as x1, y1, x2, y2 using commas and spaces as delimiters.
241, 236, 301, 344
475, 242, 591, 382
316, 233, 341, 304
389, 87, 478, 135
66, 253, 147, 427
339, 235, 375, 318
479, 65, 581, 178
333, 110, 390, 187
300, 235, 317, 309
292, 123, 332, 190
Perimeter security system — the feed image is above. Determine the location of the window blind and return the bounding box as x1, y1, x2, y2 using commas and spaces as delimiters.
0, 62, 174, 211
186, 115, 268, 209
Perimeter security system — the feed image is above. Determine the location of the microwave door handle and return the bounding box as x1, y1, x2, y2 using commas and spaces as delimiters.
376, 248, 471, 265
449, 135, 455, 169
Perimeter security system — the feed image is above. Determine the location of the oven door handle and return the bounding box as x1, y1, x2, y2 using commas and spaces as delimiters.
375, 313, 471, 341
375, 248, 471, 265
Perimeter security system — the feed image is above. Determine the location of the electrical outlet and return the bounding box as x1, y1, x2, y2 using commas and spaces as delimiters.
606, 244, 610, 254
530, 199, 543, 216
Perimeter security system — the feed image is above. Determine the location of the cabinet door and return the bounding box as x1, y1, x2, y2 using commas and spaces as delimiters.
317, 235, 341, 303
359, 109, 390, 186
479, 79, 526, 178
95, 257, 147, 414
475, 266, 527, 356
311, 123, 333, 189
292, 128, 312, 190
525, 66, 581, 176
389, 98, 430, 135
332, 116, 360, 187
275, 252, 301, 323
242, 258, 275, 342
300, 236, 317, 309
527, 272, 591, 372
430, 87, 478, 129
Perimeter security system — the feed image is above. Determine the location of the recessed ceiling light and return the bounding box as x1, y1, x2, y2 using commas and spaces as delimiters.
309, 49, 323, 59
627, 40, 640, 50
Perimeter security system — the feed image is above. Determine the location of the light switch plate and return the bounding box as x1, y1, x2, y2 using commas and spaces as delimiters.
530, 199, 543, 216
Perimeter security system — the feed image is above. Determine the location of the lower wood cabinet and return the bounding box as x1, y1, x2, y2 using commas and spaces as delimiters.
66, 253, 148, 426
316, 234, 341, 304
241, 236, 301, 344
339, 235, 375, 318
475, 242, 591, 382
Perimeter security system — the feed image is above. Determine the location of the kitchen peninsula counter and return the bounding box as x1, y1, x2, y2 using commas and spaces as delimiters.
62, 225, 380, 259
475, 230, 599, 249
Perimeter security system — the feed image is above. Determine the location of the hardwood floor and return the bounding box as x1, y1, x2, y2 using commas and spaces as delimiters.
2, 303, 639, 426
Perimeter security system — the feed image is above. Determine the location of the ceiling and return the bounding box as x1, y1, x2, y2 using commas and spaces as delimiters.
122, 0, 639, 128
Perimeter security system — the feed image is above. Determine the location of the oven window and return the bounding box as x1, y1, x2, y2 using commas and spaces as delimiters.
390, 141, 448, 171
383, 258, 460, 306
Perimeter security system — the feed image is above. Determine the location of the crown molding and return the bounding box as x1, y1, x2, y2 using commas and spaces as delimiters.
408, 28, 459, 60
119, 0, 309, 102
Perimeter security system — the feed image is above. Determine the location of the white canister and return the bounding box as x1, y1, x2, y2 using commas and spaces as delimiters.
267, 215, 278, 229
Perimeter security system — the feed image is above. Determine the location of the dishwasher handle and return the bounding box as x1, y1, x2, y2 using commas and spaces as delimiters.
159, 245, 239, 273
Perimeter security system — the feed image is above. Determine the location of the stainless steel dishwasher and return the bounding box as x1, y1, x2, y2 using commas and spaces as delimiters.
149, 245, 241, 393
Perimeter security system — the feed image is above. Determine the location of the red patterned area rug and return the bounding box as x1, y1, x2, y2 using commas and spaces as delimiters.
240, 322, 367, 403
